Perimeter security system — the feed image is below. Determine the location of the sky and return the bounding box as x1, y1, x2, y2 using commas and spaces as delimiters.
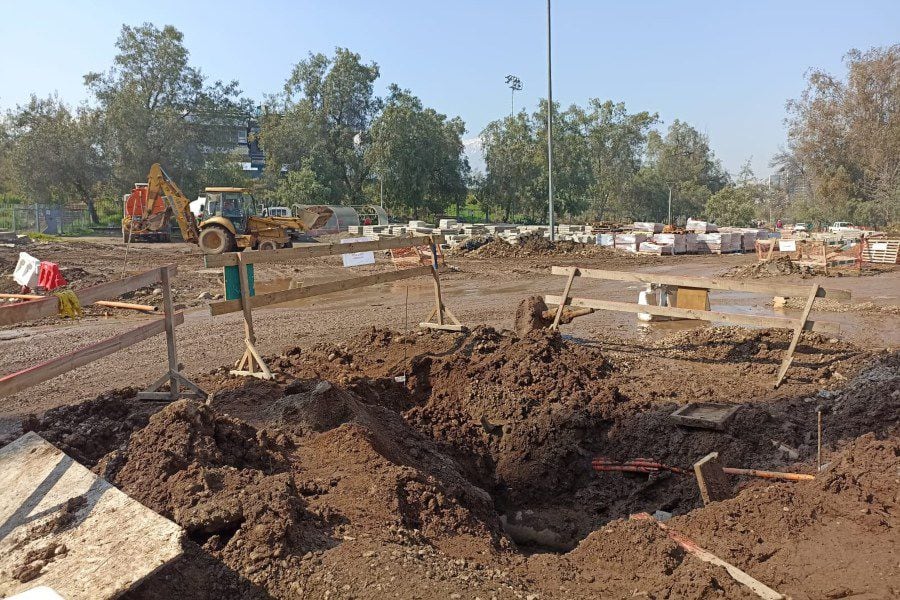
1, 0, 897, 178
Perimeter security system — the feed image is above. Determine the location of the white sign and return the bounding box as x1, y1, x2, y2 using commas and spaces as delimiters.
871, 242, 888, 252
778, 239, 797, 252
341, 236, 376, 267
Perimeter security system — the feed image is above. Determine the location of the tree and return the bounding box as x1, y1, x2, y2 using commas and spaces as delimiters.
579, 100, 658, 220
705, 186, 755, 226
7, 95, 109, 221
481, 112, 542, 222
784, 45, 899, 226
259, 48, 381, 203
646, 120, 729, 220
366, 86, 468, 218
85, 23, 249, 198
268, 160, 330, 207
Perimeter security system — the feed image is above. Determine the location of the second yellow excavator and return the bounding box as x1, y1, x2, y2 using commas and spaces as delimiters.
123, 164, 331, 254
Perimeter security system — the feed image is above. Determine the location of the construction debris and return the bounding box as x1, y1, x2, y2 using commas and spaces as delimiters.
0, 433, 183, 600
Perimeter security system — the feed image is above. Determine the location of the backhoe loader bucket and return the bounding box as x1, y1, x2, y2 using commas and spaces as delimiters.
295, 206, 333, 231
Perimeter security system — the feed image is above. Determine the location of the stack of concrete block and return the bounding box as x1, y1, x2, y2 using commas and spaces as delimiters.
651, 233, 687, 254
596, 233, 615, 247
633, 222, 664, 233
438, 218, 458, 229
558, 224, 587, 234
615, 233, 649, 253
639, 241, 675, 255
687, 218, 718, 233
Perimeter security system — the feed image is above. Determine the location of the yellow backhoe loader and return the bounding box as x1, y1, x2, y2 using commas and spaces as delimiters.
123, 164, 331, 254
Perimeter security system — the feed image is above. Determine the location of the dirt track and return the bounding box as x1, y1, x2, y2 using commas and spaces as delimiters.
1, 236, 898, 598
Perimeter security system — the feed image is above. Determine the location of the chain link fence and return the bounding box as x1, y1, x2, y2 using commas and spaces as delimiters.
0, 198, 122, 236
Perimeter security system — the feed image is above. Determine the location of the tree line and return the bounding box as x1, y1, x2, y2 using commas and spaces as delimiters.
0, 22, 895, 228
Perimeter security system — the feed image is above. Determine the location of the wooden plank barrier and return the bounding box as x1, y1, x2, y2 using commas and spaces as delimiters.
0, 266, 205, 401
206, 235, 462, 379
543, 267, 849, 387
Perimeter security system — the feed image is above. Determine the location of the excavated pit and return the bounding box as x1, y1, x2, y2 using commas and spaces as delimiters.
17, 325, 897, 597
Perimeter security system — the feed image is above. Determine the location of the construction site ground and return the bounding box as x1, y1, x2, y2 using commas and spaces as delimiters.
1, 235, 898, 599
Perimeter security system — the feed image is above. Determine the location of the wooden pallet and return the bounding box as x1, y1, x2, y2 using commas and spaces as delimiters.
861, 239, 900, 264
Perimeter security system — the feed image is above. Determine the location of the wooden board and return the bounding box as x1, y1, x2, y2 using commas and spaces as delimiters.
543, 295, 840, 335
675, 287, 710, 311
0, 313, 184, 399
0, 433, 183, 599
204, 235, 445, 267
694, 452, 732, 505
549, 266, 851, 301
671, 402, 740, 431
210, 265, 433, 316
0, 266, 175, 327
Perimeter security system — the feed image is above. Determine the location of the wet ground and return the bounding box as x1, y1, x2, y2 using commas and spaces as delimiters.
0, 235, 897, 436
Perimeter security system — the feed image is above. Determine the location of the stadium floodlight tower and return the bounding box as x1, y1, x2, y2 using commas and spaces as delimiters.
505, 75, 522, 117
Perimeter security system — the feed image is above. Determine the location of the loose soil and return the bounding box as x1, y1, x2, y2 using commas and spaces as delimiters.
14, 322, 899, 598
2, 236, 898, 598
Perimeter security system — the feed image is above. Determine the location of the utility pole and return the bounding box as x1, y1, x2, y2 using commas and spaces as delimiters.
667, 184, 673, 225
380, 177, 384, 209
505, 75, 522, 117
546, 0, 555, 241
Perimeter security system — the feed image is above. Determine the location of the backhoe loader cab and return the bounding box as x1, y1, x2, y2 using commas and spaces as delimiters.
197, 186, 328, 254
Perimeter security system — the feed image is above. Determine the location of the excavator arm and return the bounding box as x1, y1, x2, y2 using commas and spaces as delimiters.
145, 164, 200, 243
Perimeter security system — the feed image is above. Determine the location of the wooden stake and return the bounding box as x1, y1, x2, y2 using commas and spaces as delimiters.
774, 283, 819, 388
230, 253, 273, 380
138, 267, 206, 401
419, 237, 465, 333
550, 267, 577, 330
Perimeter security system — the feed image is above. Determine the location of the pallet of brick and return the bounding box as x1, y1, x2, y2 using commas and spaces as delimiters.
695, 233, 722, 253
652, 233, 687, 254
686, 218, 718, 233
596, 233, 615, 247
633, 222, 664, 233
615, 233, 648, 253
684, 233, 698, 253
639, 241, 674, 255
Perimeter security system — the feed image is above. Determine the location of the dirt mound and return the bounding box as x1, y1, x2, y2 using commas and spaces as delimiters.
824, 351, 900, 443
672, 433, 900, 599
466, 234, 601, 258
106, 394, 503, 598
19, 388, 151, 466
514, 295, 551, 335
407, 329, 617, 510
720, 255, 809, 278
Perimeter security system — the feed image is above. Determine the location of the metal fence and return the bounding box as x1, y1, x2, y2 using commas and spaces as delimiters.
0, 199, 121, 236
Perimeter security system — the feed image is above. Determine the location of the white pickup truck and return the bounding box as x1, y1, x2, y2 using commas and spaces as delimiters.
828, 221, 859, 233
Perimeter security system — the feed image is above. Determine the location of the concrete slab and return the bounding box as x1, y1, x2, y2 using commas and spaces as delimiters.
0, 432, 183, 599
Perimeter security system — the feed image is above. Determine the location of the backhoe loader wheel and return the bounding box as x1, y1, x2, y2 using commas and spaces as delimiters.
258, 240, 278, 251
199, 225, 236, 254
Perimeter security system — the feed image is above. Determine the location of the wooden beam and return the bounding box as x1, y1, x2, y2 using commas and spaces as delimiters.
210, 265, 434, 316
550, 268, 577, 330
419, 322, 465, 332
774, 284, 819, 388
0, 266, 176, 326
544, 295, 840, 335
0, 312, 184, 398
204, 235, 446, 267
549, 266, 851, 301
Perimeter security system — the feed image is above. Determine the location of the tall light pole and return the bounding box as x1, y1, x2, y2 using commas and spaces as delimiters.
505, 75, 522, 117
667, 183, 673, 225
546, 0, 555, 241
